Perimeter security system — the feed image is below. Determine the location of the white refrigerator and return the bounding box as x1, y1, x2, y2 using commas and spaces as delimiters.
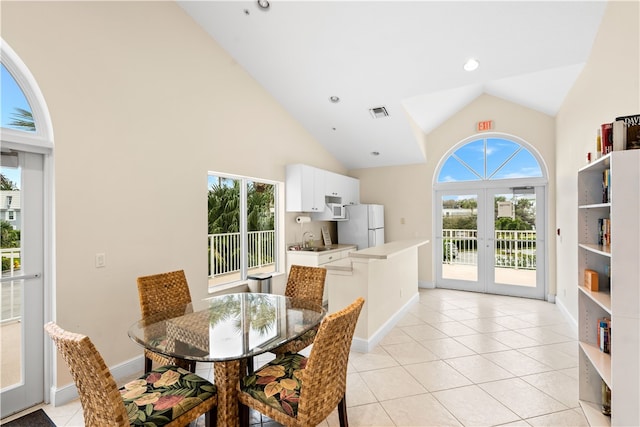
337, 204, 385, 250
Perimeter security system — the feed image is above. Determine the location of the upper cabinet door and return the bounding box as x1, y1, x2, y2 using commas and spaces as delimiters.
343, 176, 360, 205
324, 171, 343, 198
286, 164, 325, 212
325, 171, 360, 205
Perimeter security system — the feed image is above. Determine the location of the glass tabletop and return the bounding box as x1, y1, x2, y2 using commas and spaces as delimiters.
128, 293, 326, 362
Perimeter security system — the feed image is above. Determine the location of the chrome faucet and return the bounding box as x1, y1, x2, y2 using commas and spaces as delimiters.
302, 231, 315, 248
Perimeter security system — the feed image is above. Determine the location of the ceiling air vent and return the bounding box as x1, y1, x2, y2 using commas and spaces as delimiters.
369, 106, 389, 119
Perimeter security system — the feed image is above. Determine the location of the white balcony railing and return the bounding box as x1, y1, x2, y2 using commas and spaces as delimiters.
1, 248, 22, 323
208, 230, 276, 278
443, 228, 537, 269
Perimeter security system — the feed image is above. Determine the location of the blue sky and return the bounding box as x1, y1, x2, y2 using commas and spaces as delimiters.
1, 64, 32, 130
438, 138, 542, 183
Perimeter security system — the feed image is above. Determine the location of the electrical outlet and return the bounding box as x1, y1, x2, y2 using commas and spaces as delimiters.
95, 253, 106, 268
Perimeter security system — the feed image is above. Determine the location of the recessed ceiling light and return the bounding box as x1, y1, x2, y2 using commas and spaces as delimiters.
257, 0, 270, 10
371, 151, 380, 156
329, 96, 340, 103
464, 58, 480, 72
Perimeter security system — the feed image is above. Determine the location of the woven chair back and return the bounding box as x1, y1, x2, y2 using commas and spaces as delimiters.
137, 270, 192, 318
284, 265, 326, 306
44, 322, 130, 426
297, 297, 364, 425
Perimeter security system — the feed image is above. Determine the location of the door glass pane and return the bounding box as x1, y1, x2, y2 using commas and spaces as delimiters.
493, 191, 537, 287
1, 161, 22, 388
1, 65, 35, 132
441, 194, 478, 282
246, 180, 276, 276
208, 175, 241, 284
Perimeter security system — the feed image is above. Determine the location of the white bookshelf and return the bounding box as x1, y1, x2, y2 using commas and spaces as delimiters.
577, 151, 640, 427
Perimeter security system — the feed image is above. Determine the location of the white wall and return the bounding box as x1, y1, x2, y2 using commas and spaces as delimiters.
555, 1, 640, 321
2, 1, 345, 386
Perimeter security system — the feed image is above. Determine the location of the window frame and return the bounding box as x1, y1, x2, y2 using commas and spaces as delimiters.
207, 171, 282, 290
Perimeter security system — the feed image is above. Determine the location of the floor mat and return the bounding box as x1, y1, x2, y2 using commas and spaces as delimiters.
1, 409, 56, 427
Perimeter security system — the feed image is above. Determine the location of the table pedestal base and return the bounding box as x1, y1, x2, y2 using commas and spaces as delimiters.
214, 359, 244, 427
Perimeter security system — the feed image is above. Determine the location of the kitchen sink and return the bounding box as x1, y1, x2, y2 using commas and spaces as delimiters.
301, 247, 330, 252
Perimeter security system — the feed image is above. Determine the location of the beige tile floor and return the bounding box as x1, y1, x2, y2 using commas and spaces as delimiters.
5, 288, 589, 427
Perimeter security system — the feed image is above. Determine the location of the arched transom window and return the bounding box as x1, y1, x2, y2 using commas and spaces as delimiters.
438, 136, 543, 183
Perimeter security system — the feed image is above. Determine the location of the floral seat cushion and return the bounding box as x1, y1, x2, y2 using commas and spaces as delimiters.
240, 353, 308, 417
121, 365, 216, 426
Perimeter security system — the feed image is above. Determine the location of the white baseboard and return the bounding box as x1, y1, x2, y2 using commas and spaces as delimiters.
555, 296, 578, 336
351, 292, 420, 353
419, 280, 435, 289
50, 355, 144, 407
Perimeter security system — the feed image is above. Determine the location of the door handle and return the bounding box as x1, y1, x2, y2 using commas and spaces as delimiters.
0, 273, 41, 283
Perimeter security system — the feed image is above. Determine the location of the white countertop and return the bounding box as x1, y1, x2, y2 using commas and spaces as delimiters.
348, 238, 429, 260
286, 243, 356, 255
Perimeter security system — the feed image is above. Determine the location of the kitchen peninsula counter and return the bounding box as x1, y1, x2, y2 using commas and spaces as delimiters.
324, 238, 429, 352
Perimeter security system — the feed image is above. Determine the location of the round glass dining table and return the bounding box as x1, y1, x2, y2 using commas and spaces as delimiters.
128, 292, 326, 427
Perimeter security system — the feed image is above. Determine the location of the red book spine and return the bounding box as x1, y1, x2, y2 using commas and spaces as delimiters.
601, 123, 613, 154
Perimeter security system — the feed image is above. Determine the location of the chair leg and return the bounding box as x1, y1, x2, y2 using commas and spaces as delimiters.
246, 357, 254, 374
144, 356, 152, 373
337, 396, 349, 427
239, 401, 250, 427
205, 406, 217, 427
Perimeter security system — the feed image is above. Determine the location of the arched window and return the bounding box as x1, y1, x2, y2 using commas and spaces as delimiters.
438, 136, 543, 183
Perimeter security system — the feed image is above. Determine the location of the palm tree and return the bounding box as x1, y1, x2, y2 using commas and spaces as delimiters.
8, 108, 35, 131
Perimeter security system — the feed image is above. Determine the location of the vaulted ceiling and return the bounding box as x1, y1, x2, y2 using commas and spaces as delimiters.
178, 1, 607, 169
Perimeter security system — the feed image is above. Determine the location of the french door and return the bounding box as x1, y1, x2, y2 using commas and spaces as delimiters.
1, 150, 45, 417
436, 185, 545, 299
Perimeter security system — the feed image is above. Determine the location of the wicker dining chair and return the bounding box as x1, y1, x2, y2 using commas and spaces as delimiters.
271, 265, 326, 355
137, 269, 195, 372
44, 322, 217, 427
238, 297, 364, 427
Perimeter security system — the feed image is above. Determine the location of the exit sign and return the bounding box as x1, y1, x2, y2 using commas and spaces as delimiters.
477, 120, 493, 131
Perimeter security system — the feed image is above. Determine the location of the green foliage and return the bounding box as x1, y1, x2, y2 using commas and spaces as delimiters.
1, 174, 18, 191
442, 214, 477, 230
495, 217, 531, 230
207, 178, 274, 234
1, 220, 20, 248
443, 197, 535, 231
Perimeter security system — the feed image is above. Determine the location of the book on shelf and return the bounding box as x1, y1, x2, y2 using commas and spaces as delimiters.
597, 317, 611, 354
602, 169, 610, 203
601, 123, 614, 154
615, 114, 640, 150
598, 218, 611, 246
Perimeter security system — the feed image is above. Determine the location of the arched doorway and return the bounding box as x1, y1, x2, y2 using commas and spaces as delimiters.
1, 40, 54, 417
434, 134, 548, 299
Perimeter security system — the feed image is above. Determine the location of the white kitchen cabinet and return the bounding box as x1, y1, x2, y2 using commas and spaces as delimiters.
286, 245, 356, 305
342, 175, 360, 206
285, 164, 325, 212
324, 170, 360, 205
